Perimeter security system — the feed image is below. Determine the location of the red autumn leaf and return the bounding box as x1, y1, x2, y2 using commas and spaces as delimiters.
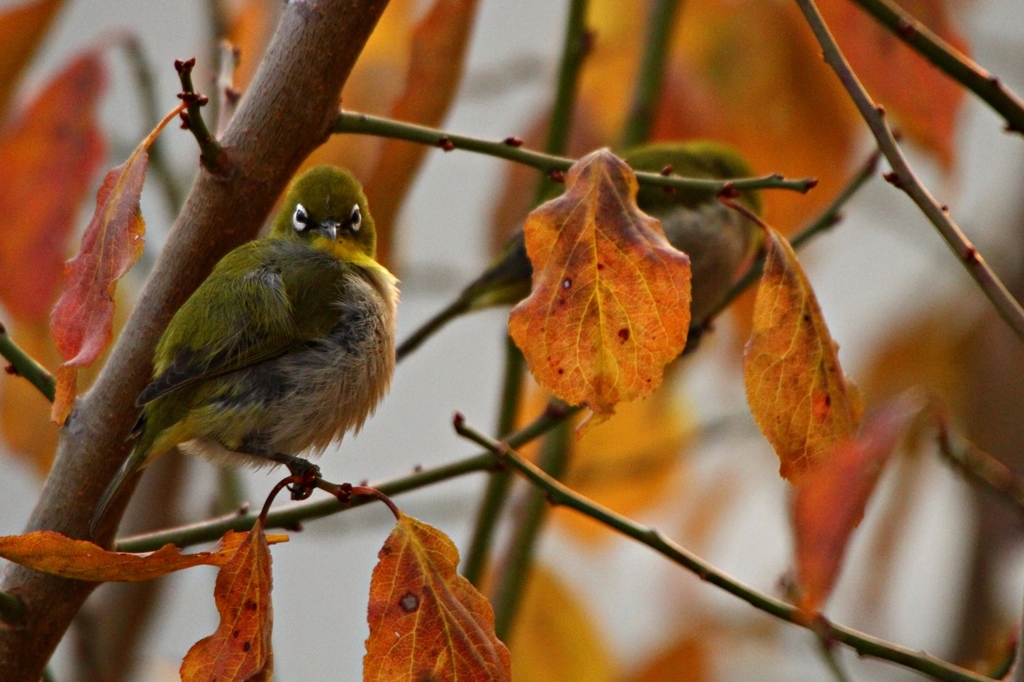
509, 149, 692, 429
49, 101, 185, 424
181, 519, 275, 682
364, 512, 511, 682
362, 0, 480, 265
743, 222, 861, 481
0, 50, 107, 323
0, 528, 287, 582
0, 0, 65, 121
819, 0, 967, 169
792, 395, 921, 615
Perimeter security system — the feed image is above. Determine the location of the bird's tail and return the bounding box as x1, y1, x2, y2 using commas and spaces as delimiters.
89, 439, 146, 538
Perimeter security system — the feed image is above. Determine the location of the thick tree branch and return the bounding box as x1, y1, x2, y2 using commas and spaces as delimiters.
0, 2, 390, 679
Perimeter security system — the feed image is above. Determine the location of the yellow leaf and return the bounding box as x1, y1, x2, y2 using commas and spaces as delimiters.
510, 565, 616, 682
509, 149, 692, 428
743, 224, 859, 481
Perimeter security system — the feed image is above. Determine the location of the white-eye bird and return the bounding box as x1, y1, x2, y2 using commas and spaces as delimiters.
92, 165, 398, 533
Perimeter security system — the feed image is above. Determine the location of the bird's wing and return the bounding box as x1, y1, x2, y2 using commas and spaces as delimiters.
136, 242, 319, 406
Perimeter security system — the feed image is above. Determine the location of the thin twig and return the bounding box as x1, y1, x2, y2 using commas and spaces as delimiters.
215, 41, 241, 139
115, 402, 580, 554
174, 57, 226, 173
794, 0, 1024, 344
936, 421, 1024, 510
0, 322, 56, 402
849, 0, 1024, 135
334, 111, 817, 195
620, 0, 683, 148
452, 416, 992, 682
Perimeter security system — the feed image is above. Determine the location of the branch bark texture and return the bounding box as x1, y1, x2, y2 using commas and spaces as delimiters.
0, 1, 390, 678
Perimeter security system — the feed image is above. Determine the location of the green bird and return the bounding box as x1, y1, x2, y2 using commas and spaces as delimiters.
92, 166, 399, 534
397, 141, 760, 359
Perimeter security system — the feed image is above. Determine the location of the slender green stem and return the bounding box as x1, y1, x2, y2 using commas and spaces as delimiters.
396, 297, 470, 362
699, 151, 880, 328
620, 0, 683, 148
818, 635, 855, 682
795, 0, 1024, 345
453, 418, 992, 682
0, 322, 56, 402
115, 403, 580, 553
491, 418, 571, 641
849, 0, 1024, 135
334, 111, 817, 195
121, 37, 185, 214
0, 590, 25, 624
462, 340, 525, 585
533, 0, 590, 202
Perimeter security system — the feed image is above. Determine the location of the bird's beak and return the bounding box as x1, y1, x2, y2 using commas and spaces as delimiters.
320, 220, 340, 242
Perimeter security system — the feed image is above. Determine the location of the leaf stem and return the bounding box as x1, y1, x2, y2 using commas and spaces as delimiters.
794, 0, 1024, 344
848, 0, 1024, 135
174, 57, 226, 173
0, 322, 56, 402
114, 403, 580, 554
698, 151, 880, 327
452, 417, 993, 682
620, 0, 683, 148
334, 111, 817, 195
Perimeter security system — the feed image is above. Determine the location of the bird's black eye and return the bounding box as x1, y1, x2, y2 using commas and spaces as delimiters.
349, 204, 362, 233
292, 204, 310, 232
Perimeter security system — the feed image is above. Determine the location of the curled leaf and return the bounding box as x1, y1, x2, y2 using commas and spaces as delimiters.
181, 519, 275, 682
509, 149, 692, 430
49, 102, 184, 424
792, 396, 920, 615
364, 512, 511, 682
0, 528, 286, 582
743, 224, 860, 480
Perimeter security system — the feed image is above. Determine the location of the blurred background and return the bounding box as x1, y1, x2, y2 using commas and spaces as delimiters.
1, 0, 1024, 679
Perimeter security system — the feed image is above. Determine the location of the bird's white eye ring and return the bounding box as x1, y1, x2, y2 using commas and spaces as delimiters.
292, 204, 309, 232
350, 204, 362, 232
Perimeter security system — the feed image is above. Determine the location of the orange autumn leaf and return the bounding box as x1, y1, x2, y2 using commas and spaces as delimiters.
0, 0, 65, 121
363, 0, 480, 265
743, 221, 860, 481
628, 636, 711, 682
0, 528, 287, 582
792, 396, 920, 615
0, 50, 107, 323
510, 565, 616, 682
820, 0, 967, 169
509, 149, 691, 427
181, 519, 275, 682
364, 512, 511, 682
49, 102, 185, 424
